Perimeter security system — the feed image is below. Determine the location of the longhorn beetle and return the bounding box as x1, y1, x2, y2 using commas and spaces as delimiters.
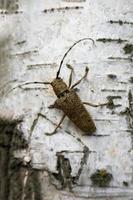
8, 38, 110, 135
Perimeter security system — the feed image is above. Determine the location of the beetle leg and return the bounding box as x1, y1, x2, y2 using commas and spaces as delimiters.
83, 97, 115, 108
83, 102, 109, 107
66, 64, 74, 87
48, 104, 56, 109
71, 67, 89, 89
48, 101, 60, 109
45, 114, 66, 136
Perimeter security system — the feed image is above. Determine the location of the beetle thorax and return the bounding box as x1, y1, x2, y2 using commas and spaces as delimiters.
51, 78, 69, 97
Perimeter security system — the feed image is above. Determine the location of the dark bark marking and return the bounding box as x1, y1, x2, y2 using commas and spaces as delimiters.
108, 20, 133, 26
43, 6, 83, 14
97, 38, 127, 43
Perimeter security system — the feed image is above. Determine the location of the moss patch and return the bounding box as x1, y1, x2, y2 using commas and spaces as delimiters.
90, 169, 112, 187
123, 44, 133, 54
123, 181, 128, 187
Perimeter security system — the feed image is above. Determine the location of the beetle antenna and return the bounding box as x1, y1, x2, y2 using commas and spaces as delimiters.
5, 81, 51, 96
56, 37, 95, 78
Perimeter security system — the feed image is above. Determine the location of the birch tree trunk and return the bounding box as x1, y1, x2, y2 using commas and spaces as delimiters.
0, 0, 133, 199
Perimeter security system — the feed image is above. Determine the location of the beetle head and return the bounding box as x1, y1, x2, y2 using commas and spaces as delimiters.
51, 78, 68, 97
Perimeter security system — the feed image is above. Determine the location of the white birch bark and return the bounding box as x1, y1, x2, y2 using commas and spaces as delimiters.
0, 0, 133, 199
